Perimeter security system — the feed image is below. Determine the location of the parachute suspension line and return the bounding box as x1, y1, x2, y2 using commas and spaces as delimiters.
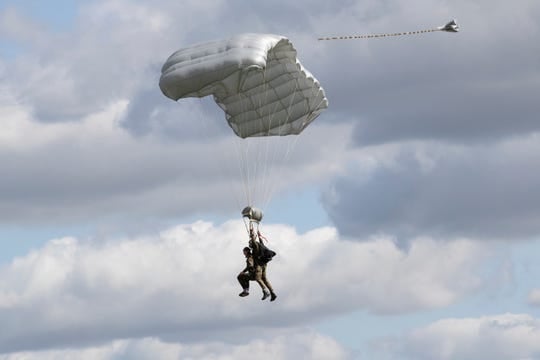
238, 67, 274, 209
234, 66, 281, 209
317, 19, 459, 41
242, 216, 253, 236
251, 60, 291, 210
234, 112, 253, 206
257, 77, 276, 207
260, 76, 301, 210
217, 96, 249, 211
253, 61, 288, 210
260, 70, 326, 210
245, 66, 270, 208
227, 40, 329, 218
240, 137, 251, 205
256, 64, 280, 209
256, 65, 280, 209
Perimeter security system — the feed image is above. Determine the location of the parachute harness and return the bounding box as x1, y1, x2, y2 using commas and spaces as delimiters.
257, 230, 269, 244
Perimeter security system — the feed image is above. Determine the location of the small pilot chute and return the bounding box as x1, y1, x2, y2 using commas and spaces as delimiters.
318, 19, 459, 41
438, 19, 459, 33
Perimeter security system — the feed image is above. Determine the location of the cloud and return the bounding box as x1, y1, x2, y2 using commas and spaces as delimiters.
2, 0, 330, 124
2, 23, 355, 217
323, 136, 540, 240
0, 332, 349, 360
0, 0, 538, 358
0, 0, 354, 227
0, 82, 351, 226
0, 6, 49, 47
4, 0, 539, 237
377, 313, 540, 360
0, 221, 489, 353
2, 0, 181, 121
527, 289, 540, 307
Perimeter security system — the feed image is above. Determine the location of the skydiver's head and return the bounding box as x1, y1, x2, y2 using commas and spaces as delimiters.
243, 247, 251, 256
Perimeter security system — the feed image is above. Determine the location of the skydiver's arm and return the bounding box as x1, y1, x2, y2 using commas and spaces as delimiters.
240, 257, 254, 275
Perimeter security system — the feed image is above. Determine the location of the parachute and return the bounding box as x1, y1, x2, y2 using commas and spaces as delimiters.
159, 34, 328, 230
159, 33, 328, 138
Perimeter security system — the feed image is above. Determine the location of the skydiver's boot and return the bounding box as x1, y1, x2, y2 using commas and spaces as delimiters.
261, 290, 270, 300
239, 289, 249, 297
270, 292, 277, 302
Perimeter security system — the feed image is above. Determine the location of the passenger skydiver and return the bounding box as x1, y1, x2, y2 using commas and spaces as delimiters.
237, 246, 271, 300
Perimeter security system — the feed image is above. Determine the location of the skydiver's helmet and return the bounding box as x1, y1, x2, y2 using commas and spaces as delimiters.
241, 206, 263, 223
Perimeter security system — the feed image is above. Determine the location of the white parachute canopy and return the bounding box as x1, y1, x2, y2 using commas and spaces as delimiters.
159, 33, 328, 138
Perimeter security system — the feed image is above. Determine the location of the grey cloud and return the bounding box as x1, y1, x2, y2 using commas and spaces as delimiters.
5, 0, 540, 142
3, 0, 540, 237
0, 141, 235, 225
323, 138, 540, 240
121, 85, 233, 140
0, 106, 347, 227
3, 2, 185, 122
313, 0, 540, 243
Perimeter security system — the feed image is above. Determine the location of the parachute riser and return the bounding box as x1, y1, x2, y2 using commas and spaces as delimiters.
243, 217, 260, 235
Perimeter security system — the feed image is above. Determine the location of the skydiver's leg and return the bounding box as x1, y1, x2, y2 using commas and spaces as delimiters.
237, 273, 250, 296
260, 265, 274, 293
261, 265, 276, 301
253, 266, 268, 297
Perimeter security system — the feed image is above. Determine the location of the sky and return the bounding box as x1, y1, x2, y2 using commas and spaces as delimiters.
1, 0, 540, 359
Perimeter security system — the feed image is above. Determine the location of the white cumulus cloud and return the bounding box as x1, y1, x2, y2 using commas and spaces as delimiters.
0, 332, 349, 360
377, 313, 540, 360
0, 220, 490, 353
